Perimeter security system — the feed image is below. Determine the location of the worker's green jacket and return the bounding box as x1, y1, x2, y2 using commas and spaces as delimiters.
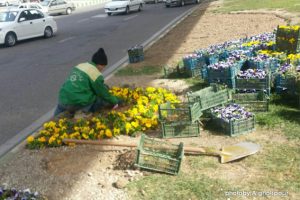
58, 62, 118, 106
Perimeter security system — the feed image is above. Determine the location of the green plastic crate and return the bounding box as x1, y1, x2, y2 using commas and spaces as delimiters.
161, 121, 200, 138
187, 85, 232, 111
232, 92, 269, 112
235, 73, 271, 95
159, 102, 202, 123
212, 115, 255, 137
135, 134, 184, 175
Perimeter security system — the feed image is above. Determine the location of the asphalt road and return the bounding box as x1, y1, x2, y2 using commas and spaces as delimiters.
0, 3, 196, 148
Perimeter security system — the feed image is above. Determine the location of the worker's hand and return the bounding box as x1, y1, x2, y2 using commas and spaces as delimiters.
112, 104, 119, 110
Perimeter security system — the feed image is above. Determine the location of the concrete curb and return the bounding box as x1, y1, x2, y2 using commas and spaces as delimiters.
0, 4, 199, 160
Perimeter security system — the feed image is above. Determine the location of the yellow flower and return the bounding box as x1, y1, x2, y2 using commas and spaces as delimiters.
89, 129, 95, 135
105, 129, 112, 138
27, 136, 34, 143
125, 122, 132, 134
145, 121, 152, 128
82, 133, 89, 139
113, 128, 120, 135
38, 136, 46, 143
48, 136, 56, 144
131, 121, 139, 128
146, 87, 156, 93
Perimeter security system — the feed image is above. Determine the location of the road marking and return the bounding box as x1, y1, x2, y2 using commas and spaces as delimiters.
58, 36, 76, 43
92, 14, 107, 18
123, 15, 138, 21
77, 18, 89, 23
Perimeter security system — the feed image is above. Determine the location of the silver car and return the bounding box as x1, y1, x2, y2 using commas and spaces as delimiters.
40, 0, 75, 15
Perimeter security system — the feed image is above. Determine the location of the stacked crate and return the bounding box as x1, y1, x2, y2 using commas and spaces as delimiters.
182, 54, 207, 78
207, 64, 239, 89
235, 72, 271, 95
128, 45, 144, 63
232, 91, 269, 112
210, 104, 256, 137
158, 102, 202, 138
187, 84, 232, 111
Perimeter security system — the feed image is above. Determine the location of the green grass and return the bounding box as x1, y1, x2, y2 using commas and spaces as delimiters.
127, 173, 233, 200
220, 0, 300, 13
255, 94, 300, 140
115, 66, 162, 76
243, 144, 300, 192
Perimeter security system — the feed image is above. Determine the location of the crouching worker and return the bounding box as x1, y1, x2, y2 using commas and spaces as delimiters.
54, 48, 120, 116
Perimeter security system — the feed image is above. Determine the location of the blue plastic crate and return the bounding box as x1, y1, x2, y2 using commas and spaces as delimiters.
183, 57, 198, 70
205, 54, 219, 65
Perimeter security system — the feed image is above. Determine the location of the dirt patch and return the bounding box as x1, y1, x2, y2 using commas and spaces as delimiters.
0, 1, 292, 200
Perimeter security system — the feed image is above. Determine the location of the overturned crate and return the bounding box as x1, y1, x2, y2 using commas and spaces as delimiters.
232, 92, 269, 112
187, 84, 232, 111
135, 134, 184, 175
161, 121, 200, 138
159, 102, 202, 123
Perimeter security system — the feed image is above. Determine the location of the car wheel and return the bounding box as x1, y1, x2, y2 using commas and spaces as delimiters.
195, 0, 200, 3
138, 4, 142, 11
44, 26, 53, 38
107, 12, 112, 16
66, 8, 72, 15
165, 3, 170, 7
125, 6, 129, 14
5, 32, 16, 47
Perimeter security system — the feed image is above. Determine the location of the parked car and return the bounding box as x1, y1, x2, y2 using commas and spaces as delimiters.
40, 0, 75, 15
12, 2, 48, 13
165, 0, 199, 7
143, 0, 162, 4
0, 0, 20, 6
104, 0, 144, 16
0, 8, 57, 47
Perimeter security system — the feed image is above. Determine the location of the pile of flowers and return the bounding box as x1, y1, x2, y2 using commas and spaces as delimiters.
277, 63, 293, 74
207, 60, 236, 70
237, 69, 267, 79
211, 104, 253, 122
26, 87, 180, 149
0, 187, 44, 200
276, 25, 300, 53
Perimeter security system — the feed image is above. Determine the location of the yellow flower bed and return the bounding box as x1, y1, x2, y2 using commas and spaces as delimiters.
26, 87, 180, 149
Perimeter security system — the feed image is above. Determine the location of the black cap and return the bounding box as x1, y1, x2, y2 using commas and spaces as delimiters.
92, 48, 108, 65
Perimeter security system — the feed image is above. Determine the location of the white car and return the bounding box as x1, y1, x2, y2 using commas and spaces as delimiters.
15, 3, 48, 14
40, 0, 76, 15
0, 0, 20, 7
104, 0, 144, 16
0, 8, 57, 47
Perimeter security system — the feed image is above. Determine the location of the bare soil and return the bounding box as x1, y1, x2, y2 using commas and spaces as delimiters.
0, 0, 293, 199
